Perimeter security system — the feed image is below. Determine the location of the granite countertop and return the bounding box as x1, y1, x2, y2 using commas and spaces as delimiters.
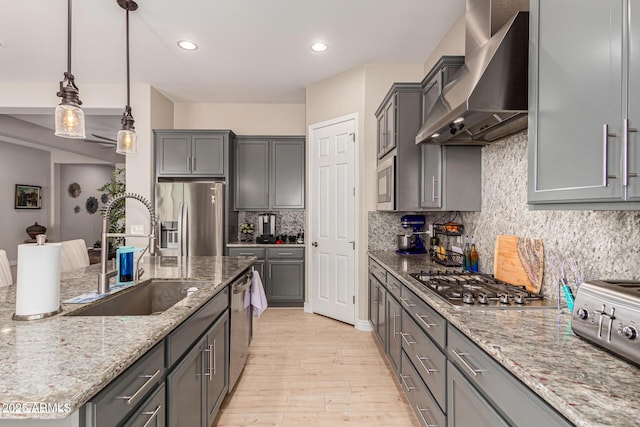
0, 256, 255, 419
368, 250, 640, 427
227, 240, 305, 248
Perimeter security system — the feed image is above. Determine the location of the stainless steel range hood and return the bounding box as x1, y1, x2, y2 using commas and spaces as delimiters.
415, 0, 529, 144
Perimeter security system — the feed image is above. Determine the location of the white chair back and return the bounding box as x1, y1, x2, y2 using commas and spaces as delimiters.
0, 250, 12, 286
60, 239, 90, 272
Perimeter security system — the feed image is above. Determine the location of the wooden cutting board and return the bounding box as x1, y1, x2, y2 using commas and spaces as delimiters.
494, 235, 544, 294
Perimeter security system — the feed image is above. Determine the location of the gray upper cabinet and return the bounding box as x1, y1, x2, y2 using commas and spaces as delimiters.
235, 136, 305, 210
155, 130, 232, 178
528, 0, 640, 206
375, 83, 423, 211
421, 145, 482, 211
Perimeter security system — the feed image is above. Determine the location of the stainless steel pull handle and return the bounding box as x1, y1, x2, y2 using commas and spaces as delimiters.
400, 374, 416, 392
400, 297, 416, 308
416, 313, 436, 329
417, 355, 437, 374
451, 349, 483, 376
192, 156, 196, 171
116, 369, 161, 406
312, 241, 318, 247
393, 313, 400, 336
603, 124, 616, 187
212, 340, 216, 375
278, 252, 294, 256
204, 343, 215, 380
416, 405, 439, 427
187, 156, 191, 171
624, 119, 638, 188
141, 405, 162, 427
239, 252, 254, 256
400, 332, 417, 346
431, 176, 436, 202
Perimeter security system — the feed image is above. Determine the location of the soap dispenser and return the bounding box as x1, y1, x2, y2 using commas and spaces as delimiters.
115, 246, 143, 286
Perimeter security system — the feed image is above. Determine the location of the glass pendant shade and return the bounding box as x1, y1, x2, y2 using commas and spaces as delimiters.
116, 129, 137, 155
54, 102, 85, 138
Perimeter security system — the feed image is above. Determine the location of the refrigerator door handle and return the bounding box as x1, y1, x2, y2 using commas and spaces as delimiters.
182, 203, 189, 256
177, 202, 185, 256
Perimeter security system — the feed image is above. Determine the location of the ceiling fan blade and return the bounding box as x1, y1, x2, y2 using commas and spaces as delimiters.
84, 139, 116, 146
91, 133, 117, 142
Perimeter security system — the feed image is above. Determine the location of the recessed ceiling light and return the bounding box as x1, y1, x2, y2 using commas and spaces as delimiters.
311, 42, 328, 52
177, 40, 198, 51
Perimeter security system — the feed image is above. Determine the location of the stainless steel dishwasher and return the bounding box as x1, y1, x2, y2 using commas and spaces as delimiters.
229, 269, 252, 391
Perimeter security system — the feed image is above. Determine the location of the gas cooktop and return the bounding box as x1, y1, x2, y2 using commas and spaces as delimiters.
410, 270, 557, 309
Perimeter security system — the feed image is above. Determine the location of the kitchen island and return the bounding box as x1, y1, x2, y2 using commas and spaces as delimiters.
369, 250, 640, 427
0, 255, 255, 425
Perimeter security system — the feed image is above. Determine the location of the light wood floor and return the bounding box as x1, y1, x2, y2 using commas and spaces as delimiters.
215, 308, 420, 427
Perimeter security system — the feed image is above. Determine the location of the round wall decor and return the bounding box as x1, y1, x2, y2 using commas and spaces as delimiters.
67, 182, 81, 198
85, 196, 99, 214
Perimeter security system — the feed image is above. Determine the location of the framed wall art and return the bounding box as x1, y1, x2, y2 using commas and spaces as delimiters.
15, 184, 42, 209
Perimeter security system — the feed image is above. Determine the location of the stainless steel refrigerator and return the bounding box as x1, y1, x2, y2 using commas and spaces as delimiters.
155, 181, 226, 256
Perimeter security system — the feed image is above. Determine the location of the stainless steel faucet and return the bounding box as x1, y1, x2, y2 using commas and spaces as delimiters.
98, 193, 157, 294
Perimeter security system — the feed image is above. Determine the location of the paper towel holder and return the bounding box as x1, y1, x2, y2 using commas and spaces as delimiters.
12, 236, 63, 321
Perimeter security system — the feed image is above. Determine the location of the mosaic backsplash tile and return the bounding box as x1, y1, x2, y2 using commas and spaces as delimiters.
237, 210, 305, 240
368, 130, 640, 299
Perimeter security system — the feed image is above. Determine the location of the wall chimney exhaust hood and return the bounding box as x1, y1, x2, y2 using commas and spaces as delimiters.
416, 0, 529, 145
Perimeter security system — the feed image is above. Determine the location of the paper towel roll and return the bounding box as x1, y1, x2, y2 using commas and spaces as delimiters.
14, 243, 62, 320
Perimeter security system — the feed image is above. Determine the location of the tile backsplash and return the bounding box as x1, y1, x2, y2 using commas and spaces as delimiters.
237, 210, 305, 240
368, 130, 640, 300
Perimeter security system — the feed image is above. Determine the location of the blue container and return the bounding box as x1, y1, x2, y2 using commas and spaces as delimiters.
116, 246, 135, 285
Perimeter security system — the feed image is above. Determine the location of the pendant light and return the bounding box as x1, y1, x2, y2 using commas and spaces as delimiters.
116, 0, 138, 155
55, 0, 86, 139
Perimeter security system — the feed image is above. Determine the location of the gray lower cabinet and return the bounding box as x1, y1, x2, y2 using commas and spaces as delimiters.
167, 311, 229, 427
420, 145, 482, 211
447, 360, 509, 427
401, 352, 447, 427
155, 130, 232, 178
234, 137, 305, 210
123, 383, 165, 427
228, 247, 304, 307
85, 341, 165, 427
386, 293, 402, 375
448, 325, 571, 427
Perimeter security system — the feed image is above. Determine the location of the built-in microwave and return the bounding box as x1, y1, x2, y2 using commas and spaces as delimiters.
377, 156, 395, 210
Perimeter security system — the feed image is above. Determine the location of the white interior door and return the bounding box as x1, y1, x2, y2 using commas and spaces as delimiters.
309, 115, 357, 325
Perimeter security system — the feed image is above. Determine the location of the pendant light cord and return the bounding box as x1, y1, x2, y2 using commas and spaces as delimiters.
67, 0, 72, 75
126, 8, 131, 109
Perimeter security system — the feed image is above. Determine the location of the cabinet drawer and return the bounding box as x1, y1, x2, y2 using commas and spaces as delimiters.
400, 351, 446, 427
401, 311, 446, 412
122, 383, 165, 427
228, 247, 266, 259
400, 286, 446, 349
88, 342, 165, 427
266, 247, 304, 259
167, 287, 229, 367
448, 326, 572, 427
386, 273, 402, 300
369, 258, 387, 284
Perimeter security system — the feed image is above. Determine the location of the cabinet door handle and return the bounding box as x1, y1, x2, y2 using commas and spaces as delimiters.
393, 313, 400, 336
239, 252, 254, 256
278, 252, 294, 256
417, 355, 437, 374
400, 332, 416, 346
451, 349, 483, 376
602, 124, 616, 187
192, 156, 196, 171
400, 374, 416, 392
204, 343, 215, 380
623, 119, 638, 187
187, 156, 191, 171
141, 405, 163, 427
400, 297, 416, 308
431, 176, 436, 202
116, 369, 161, 406
416, 313, 436, 329
416, 405, 439, 427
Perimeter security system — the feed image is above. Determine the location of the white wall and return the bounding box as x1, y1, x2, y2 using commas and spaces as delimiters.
58, 164, 115, 246
0, 141, 50, 261
174, 103, 306, 135
306, 63, 424, 325
423, 13, 465, 74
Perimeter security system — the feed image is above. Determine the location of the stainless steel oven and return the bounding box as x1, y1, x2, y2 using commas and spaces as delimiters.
229, 269, 251, 391
377, 156, 395, 210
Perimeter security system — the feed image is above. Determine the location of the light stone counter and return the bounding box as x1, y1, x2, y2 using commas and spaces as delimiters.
0, 256, 254, 420
368, 250, 640, 427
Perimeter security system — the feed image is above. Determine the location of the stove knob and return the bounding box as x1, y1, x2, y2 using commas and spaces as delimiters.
623, 326, 637, 340
576, 308, 589, 320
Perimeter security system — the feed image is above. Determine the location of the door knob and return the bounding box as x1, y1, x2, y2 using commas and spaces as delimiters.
312, 242, 318, 247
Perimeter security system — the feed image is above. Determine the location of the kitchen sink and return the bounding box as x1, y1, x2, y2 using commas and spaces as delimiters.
66, 279, 209, 316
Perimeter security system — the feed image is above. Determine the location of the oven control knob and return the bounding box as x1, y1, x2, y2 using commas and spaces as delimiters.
623, 326, 637, 340
576, 308, 589, 320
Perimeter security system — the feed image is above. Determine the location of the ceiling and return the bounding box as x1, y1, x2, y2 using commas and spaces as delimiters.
0, 0, 464, 159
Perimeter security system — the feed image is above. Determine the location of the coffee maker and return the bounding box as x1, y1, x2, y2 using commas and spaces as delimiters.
257, 213, 276, 243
